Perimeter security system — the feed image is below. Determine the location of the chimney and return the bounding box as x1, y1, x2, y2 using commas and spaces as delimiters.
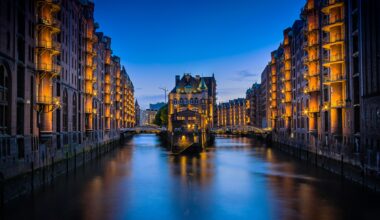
175, 75, 180, 84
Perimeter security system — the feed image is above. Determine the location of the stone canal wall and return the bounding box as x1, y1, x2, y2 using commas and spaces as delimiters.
271, 140, 380, 192
0, 134, 132, 207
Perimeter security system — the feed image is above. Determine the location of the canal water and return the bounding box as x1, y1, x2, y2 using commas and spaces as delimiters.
2, 134, 380, 220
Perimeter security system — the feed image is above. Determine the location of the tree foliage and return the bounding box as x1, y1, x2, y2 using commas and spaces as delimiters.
153, 104, 168, 127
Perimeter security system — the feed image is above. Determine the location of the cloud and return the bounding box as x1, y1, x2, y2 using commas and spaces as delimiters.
230, 69, 258, 81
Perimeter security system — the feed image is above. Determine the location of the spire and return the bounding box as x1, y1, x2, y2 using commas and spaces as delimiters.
198, 77, 208, 90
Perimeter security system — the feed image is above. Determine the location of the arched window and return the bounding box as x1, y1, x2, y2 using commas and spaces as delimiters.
0, 65, 9, 134
63, 89, 68, 131
194, 98, 198, 104
72, 93, 77, 131
173, 99, 177, 105
184, 99, 188, 105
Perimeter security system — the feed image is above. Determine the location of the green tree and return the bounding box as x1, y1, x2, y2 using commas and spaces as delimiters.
153, 104, 168, 127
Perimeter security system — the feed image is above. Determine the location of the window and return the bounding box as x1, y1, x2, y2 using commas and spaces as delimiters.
17, 138, 24, 159
194, 98, 198, 104
0, 65, 9, 134
6, 32, 10, 51
173, 99, 177, 105
17, 64, 24, 98
72, 93, 77, 131
190, 98, 193, 104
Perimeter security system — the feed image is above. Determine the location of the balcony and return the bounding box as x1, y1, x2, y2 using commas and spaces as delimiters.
305, 70, 320, 78
85, 59, 93, 68
36, 40, 61, 54
304, 107, 319, 116
322, 35, 344, 49
304, 86, 320, 93
306, 41, 319, 49
322, 17, 344, 31
323, 74, 346, 84
85, 107, 92, 114
331, 100, 345, 108
37, 0, 60, 12
104, 97, 112, 105
37, 17, 61, 33
323, 55, 344, 66
36, 96, 60, 107
85, 88, 93, 95
304, 56, 319, 65
322, 0, 344, 14
284, 96, 292, 103
36, 63, 61, 77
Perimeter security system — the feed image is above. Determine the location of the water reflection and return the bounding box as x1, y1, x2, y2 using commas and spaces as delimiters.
3, 134, 380, 220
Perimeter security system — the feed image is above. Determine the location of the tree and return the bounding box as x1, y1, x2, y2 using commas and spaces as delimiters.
153, 104, 168, 127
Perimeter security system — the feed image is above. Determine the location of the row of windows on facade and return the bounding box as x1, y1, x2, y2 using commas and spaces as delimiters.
173, 98, 207, 105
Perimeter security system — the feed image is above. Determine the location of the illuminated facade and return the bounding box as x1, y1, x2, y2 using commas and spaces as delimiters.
216, 98, 246, 128
259, 0, 380, 171
260, 65, 271, 128
245, 83, 261, 127
0, 0, 135, 179
168, 74, 216, 133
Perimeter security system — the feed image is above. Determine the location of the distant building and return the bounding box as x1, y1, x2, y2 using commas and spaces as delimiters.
217, 98, 246, 128
246, 83, 261, 128
260, 65, 271, 128
149, 102, 166, 111
168, 73, 216, 132
141, 109, 157, 125
135, 100, 140, 126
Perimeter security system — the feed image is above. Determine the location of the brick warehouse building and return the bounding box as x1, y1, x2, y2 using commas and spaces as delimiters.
251, 0, 380, 172
0, 0, 135, 179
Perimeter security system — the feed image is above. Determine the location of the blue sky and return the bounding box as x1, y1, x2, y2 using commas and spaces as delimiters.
94, 0, 305, 109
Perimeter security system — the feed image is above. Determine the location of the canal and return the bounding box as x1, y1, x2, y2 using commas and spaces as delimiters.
2, 134, 380, 220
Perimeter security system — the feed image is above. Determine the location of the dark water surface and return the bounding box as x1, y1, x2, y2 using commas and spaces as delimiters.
2, 134, 380, 220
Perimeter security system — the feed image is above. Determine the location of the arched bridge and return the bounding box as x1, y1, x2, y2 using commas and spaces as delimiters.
120, 125, 165, 134
212, 126, 271, 136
